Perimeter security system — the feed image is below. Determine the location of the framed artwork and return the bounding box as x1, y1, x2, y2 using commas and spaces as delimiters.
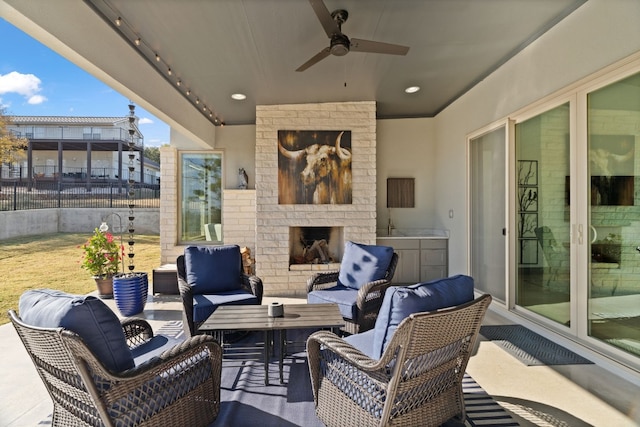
277, 130, 352, 205
518, 160, 538, 265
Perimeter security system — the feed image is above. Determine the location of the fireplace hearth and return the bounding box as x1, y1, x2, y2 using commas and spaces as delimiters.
289, 226, 344, 266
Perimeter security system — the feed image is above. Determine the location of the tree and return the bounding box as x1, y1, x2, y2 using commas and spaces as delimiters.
0, 108, 27, 164
143, 146, 161, 164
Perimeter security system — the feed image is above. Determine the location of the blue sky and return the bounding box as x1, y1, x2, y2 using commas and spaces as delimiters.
0, 18, 169, 147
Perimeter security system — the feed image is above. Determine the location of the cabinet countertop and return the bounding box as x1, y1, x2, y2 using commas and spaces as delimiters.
377, 229, 449, 239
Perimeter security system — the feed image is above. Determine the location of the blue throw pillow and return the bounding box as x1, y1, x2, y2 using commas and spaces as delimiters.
337, 241, 394, 290
184, 245, 242, 293
18, 289, 134, 373
371, 274, 475, 359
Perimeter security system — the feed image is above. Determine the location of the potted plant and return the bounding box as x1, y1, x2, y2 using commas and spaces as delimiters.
80, 228, 123, 298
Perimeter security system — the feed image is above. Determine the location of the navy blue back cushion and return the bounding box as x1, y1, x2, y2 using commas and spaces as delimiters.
371, 275, 475, 359
337, 241, 394, 290
19, 289, 134, 372
184, 245, 242, 293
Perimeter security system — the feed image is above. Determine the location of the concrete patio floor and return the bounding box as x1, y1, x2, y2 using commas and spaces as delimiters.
1, 291, 639, 427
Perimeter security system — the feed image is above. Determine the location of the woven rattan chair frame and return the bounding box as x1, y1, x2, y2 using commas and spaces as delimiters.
9, 310, 222, 427
306, 252, 399, 334
307, 294, 492, 427
177, 254, 264, 337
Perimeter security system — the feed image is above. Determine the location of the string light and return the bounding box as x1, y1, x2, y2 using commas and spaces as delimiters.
98, 8, 223, 126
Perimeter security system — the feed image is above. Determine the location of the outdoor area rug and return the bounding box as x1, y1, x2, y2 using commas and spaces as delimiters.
174, 326, 518, 427
480, 324, 593, 366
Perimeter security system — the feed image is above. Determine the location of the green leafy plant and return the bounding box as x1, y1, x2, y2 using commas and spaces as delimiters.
80, 228, 122, 277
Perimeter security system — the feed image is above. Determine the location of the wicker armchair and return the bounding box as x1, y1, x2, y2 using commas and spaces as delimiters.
177, 245, 263, 337
307, 251, 398, 334
9, 310, 222, 427
307, 294, 492, 427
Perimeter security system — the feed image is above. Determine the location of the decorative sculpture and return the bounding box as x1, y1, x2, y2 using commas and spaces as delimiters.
238, 167, 248, 189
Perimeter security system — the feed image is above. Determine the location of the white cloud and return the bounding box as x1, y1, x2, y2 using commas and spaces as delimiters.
138, 117, 153, 125
0, 71, 44, 102
28, 94, 47, 105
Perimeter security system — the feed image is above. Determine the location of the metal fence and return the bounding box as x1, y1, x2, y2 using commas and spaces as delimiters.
0, 181, 160, 211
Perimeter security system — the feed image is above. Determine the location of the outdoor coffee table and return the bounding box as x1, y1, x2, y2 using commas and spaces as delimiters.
199, 303, 344, 385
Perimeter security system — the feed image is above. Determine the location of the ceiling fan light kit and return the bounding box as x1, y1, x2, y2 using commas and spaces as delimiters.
297, 0, 410, 72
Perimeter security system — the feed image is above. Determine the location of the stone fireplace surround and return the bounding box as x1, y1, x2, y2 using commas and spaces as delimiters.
255, 101, 377, 296
160, 101, 378, 297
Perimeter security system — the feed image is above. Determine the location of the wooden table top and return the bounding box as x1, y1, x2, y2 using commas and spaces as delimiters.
199, 303, 345, 332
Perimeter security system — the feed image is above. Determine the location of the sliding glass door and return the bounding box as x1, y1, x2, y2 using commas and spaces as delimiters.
587, 71, 640, 358
470, 126, 506, 302
514, 103, 572, 327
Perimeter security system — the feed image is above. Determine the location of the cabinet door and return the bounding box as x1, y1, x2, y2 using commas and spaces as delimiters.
393, 249, 420, 284
420, 249, 447, 266
420, 265, 447, 282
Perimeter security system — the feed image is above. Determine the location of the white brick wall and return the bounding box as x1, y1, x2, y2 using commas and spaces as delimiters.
160, 102, 378, 296
255, 101, 377, 296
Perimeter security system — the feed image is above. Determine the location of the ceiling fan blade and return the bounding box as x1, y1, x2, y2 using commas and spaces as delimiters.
296, 47, 331, 72
350, 38, 410, 56
308, 0, 340, 37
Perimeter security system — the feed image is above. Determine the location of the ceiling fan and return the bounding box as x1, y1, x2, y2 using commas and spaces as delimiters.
296, 0, 410, 72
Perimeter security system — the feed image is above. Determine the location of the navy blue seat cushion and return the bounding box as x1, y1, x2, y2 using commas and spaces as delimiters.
362, 275, 475, 359
344, 329, 376, 358
337, 241, 394, 290
184, 245, 242, 294
18, 289, 134, 372
193, 291, 259, 324
307, 285, 359, 320
130, 334, 184, 366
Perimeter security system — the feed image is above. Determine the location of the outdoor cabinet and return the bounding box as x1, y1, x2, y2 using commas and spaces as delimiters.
377, 237, 448, 284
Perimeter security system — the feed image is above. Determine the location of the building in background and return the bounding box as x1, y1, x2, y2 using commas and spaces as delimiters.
3, 116, 159, 189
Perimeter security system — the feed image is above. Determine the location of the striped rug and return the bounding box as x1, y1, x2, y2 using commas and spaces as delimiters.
156, 322, 519, 427
463, 374, 520, 426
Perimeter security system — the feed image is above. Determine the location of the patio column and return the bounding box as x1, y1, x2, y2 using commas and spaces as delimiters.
57, 140, 63, 191
27, 141, 33, 191
118, 140, 123, 194
86, 141, 92, 192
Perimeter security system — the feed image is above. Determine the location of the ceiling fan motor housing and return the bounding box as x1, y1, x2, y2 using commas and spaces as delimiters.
330, 34, 350, 56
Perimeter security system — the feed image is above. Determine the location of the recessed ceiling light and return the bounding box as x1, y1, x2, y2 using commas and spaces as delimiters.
231, 93, 247, 100
405, 86, 420, 94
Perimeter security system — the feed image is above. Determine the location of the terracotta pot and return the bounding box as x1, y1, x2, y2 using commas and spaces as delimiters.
94, 276, 114, 299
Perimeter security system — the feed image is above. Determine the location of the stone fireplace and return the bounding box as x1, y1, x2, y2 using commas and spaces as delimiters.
289, 226, 344, 266
254, 101, 377, 296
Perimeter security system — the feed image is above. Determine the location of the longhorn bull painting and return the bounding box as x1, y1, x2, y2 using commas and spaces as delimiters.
278, 130, 352, 204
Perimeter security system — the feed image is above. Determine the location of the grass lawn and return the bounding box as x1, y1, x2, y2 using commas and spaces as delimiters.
0, 233, 161, 326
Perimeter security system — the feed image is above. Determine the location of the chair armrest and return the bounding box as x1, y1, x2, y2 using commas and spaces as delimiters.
307, 330, 391, 408
70, 333, 222, 424
307, 330, 386, 372
241, 274, 263, 304
129, 334, 222, 374
306, 270, 340, 293
177, 255, 196, 337
120, 318, 154, 349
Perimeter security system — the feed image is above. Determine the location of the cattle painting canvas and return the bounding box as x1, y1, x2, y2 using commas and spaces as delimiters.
278, 130, 352, 204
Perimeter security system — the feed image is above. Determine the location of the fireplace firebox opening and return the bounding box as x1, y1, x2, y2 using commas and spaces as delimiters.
289, 226, 344, 265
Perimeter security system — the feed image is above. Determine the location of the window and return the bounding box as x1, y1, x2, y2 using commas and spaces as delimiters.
179, 152, 223, 243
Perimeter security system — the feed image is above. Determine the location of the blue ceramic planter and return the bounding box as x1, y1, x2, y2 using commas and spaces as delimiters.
113, 272, 148, 316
